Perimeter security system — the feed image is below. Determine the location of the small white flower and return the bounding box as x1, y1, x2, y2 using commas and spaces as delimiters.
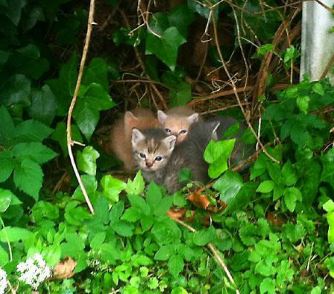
0, 268, 8, 294
17, 254, 52, 290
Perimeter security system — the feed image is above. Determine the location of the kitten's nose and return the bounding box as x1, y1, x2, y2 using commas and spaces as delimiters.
146, 161, 153, 168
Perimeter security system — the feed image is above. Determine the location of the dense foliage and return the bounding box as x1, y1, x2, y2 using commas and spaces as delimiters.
0, 0, 333, 293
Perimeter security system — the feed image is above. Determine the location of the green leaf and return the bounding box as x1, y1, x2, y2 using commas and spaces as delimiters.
74, 83, 115, 141
323, 200, 334, 212
83, 58, 109, 90
321, 149, 334, 189
73, 98, 99, 142
13, 158, 43, 200
15, 119, 53, 143
0, 188, 15, 212
256, 44, 274, 57
152, 219, 181, 245
0, 151, 14, 182
112, 221, 134, 237
312, 82, 325, 96
0, 74, 31, 107
0, 106, 15, 146
127, 194, 150, 216
146, 182, 163, 210
154, 245, 172, 261
168, 254, 184, 277
146, 27, 186, 71
284, 187, 302, 212
12, 142, 57, 164
193, 227, 216, 246
126, 171, 145, 196
281, 162, 297, 186
101, 175, 126, 203
239, 224, 257, 246
30, 85, 57, 125
296, 96, 310, 114
213, 171, 243, 205
121, 207, 141, 222
5, 0, 26, 25
260, 278, 275, 294
0, 246, 9, 266
132, 254, 153, 267
256, 180, 274, 193
0, 227, 33, 242
77, 146, 100, 176
204, 139, 236, 179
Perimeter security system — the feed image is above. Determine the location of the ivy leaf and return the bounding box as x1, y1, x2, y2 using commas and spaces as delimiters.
13, 158, 43, 200
0, 151, 14, 182
256, 180, 274, 193
213, 171, 243, 205
126, 171, 145, 196
0, 74, 31, 106
74, 83, 115, 141
0, 106, 15, 146
76, 146, 100, 176
12, 142, 57, 164
168, 254, 184, 277
83, 58, 109, 90
30, 85, 57, 125
5, 0, 26, 25
101, 175, 126, 203
146, 26, 186, 71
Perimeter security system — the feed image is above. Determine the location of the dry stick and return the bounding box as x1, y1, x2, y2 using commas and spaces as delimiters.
66, 0, 95, 214
211, 10, 279, 164
173, 218, 240, 294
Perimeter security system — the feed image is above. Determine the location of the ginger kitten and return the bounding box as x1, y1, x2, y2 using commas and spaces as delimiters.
157, 106, 200, 144
110, 108, 160, 171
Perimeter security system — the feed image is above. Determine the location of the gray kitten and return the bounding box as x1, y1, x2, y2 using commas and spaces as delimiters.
131, 121, 220, 193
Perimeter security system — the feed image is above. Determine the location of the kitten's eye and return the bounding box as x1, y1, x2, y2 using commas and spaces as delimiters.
139, 153, 146, 159
155, 156, 163, 161
165, 128, 171, 134
179, 129, 187, 134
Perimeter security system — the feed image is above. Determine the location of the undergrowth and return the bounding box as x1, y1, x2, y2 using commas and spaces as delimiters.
0, 0, 334, 293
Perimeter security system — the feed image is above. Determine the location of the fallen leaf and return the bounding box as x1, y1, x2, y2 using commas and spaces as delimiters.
187, 190, 211, 210
53, 257, 77, 279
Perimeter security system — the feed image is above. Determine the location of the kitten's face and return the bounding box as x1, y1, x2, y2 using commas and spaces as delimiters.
131, 128, 176, 172
157, 111, 199, 144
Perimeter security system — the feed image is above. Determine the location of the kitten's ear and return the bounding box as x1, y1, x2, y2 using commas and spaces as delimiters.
124, 111, 138, 126
131, 128, 145, 146
187, 113, 199, 124
157, 110, 168, 124
210, 122, 221, 140
163, 135, 176, 152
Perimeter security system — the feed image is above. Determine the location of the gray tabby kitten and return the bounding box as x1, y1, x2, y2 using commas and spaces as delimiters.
131, 121, 220, 193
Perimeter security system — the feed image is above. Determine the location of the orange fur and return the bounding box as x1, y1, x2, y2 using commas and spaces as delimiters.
110, 108, 160, 171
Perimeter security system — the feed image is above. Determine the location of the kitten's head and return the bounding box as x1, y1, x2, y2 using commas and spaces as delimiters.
124, 111, 159, 135
131, 128, 176, 172
157, 110, 199, 144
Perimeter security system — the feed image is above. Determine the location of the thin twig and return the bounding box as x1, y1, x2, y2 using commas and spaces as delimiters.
173, 218, 240, 294
211, 9, 279, 164
66, 0, 96, 214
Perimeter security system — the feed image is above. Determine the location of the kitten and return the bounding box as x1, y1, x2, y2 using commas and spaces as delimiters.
131, 128, 176, 183
131, 121, 220, 193
157, 106, 200, 144
110, 108, 160, 171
